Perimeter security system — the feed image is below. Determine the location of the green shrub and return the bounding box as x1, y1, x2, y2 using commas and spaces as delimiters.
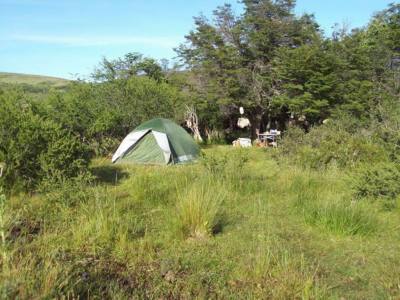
200, 150, 228, 175
43, 77, 186, 156
200, 148, 249, 181
44, 83, 125, 156
0, 188, 13, 299
353, 162, 400, 205
0, 92, 90, 191
280, 123, 387, 169
278, 126, 306, 156
39, 174, 94, 206
371, 92, 400, 162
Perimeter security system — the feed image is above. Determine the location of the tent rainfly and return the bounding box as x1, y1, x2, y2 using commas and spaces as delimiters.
112, 118, 200, 165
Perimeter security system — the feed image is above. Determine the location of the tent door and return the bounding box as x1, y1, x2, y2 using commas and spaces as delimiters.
121, 132, 166, 164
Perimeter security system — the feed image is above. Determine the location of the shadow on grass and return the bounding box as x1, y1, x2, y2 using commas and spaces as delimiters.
212, 211, 233, 236
91, 164, 129, 185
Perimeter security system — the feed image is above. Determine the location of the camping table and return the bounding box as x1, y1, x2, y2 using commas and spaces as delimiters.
258, 133, 280, 147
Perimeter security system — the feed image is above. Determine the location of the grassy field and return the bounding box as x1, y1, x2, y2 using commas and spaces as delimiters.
0, 72, 70, 97
0, 72, 70, 87
1, 146, 400, 299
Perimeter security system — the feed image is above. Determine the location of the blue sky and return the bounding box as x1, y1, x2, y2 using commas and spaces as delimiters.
0, 0, 395, 79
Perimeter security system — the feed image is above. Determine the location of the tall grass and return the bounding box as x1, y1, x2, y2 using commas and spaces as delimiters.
302, 201, 377, 236
0, 189, 8, 273
235, 244, 326, 299
291, 176, 378, 236
176, 180, 225, 239
2, 147, 400, 298
0, 188, 13, 299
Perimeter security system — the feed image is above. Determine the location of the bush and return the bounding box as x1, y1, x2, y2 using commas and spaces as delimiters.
280, 122, 387, 169
0, 91, 90, 191
371, 94, 400, 163
43, 77, 186, 156
44, 83, 125, 156
353, 162, 400, 201
200, 151, 228, 176
39, 174, 94, 206
200, 148, 249, 181
278, 126, 306, 156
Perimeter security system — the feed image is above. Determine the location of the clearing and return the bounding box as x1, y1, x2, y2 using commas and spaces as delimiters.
3, 147, 400, 298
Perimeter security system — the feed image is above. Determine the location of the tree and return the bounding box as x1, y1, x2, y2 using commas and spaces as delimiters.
92, 52, 164, 82
177, 0, 320, 137
274, 32, 377, 123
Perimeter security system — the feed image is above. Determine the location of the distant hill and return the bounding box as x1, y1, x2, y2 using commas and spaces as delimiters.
0, 72, 70, 88
0, 72, 72, 96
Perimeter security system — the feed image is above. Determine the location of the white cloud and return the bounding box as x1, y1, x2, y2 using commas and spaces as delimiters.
8, 34, 181, 48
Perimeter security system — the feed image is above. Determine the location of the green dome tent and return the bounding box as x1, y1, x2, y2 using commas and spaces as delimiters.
112, 118, 200, 165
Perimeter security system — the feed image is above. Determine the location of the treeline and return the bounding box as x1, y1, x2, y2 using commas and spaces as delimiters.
0, 0, 399, 191
177, 1, 399, 137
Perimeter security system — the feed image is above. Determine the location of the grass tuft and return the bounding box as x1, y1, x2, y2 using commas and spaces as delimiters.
176, 181, 225, 239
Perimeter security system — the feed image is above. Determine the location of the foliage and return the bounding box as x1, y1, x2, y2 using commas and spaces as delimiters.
1, 2, 400, 296
92, 52, 165, 82
39, 173, 94, 206
175, 1, 400, 139
279, 120, 388, 169
369, 80, 400, 161
3, 1, 396, 152
200, 147, 249, 181
353, 162, 400, 201
0, 188, 8, 271
42, 75, 186, 156
177, 1, 321, 136
200, 150, 228, 175
0, 90, 90, 191
0, 188, 12, 300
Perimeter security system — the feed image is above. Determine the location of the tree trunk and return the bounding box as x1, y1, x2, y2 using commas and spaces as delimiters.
250, 112, 263, 140
185, 105, 203, 142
